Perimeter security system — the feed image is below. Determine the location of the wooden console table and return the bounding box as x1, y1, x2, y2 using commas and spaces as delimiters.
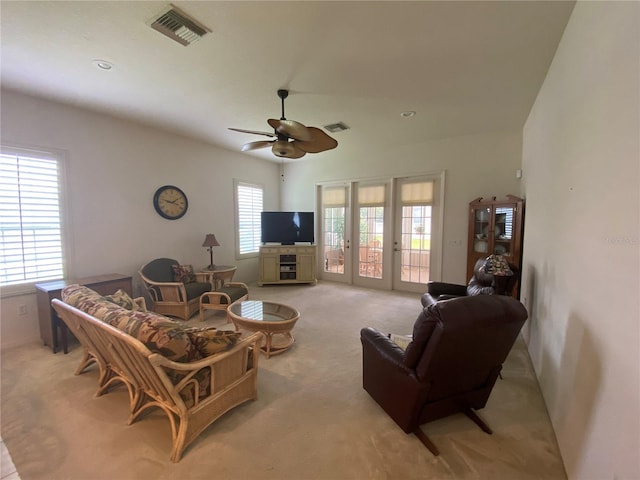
36, 273, 132, 353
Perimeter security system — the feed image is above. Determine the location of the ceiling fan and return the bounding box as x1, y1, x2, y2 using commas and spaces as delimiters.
229, 89, 338, 159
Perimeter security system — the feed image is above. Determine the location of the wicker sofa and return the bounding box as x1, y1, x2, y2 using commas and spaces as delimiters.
52, 284, 263, 462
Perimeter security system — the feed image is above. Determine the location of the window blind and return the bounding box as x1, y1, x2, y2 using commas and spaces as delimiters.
358, 184, 386, 207
236, 182, 263, 255
321, 186, 346, 207
401, 181, 434, 205
0, 151, 64, 285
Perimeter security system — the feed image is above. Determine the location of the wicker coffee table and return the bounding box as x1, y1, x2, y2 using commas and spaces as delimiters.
227, 300, 300, 358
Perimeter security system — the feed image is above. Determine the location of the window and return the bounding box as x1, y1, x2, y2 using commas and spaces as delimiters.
234, 180, 263, 258
0, 147, 65, 287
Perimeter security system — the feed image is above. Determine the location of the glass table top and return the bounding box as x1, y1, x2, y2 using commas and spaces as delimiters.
229, 300, 299, 323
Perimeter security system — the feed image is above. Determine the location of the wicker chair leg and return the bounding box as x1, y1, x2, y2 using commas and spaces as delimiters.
170, 416, 189, 463
74, 347, 96, 375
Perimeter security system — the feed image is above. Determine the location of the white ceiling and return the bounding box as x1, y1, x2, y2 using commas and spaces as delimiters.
1, 1, 575, 162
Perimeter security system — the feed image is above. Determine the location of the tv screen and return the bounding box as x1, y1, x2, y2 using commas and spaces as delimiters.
261, 211, 314, 245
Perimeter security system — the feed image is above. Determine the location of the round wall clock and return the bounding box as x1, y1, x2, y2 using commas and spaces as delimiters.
153, 185, 188, 220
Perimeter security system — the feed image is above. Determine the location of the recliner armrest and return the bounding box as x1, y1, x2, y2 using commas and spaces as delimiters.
427, 281, 468, 298
421, 281, 468, 307
360, 327, 427, 433
360, 327, 408, 370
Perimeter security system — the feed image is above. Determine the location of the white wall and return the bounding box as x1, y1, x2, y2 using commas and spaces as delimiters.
282, 130, 524, 284
521, 2, 639, 479
0, 89, 281, 349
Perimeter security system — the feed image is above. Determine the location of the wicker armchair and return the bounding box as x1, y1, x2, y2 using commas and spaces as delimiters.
199, 266, 249, 321
139, 258, 213, 321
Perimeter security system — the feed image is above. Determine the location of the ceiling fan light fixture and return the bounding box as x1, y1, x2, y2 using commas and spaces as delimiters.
272, 140, 295, 157
230, 89, 337, 160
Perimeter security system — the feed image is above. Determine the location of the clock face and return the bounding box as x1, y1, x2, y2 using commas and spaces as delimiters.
153, 185, 188, 220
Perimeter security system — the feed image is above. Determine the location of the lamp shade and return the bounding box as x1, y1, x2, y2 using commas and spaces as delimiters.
202, 234, 220, 247
482, 254, 513, 276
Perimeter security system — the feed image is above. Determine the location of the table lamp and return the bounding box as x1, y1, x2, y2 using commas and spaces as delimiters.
202, 234, 220, 269
482, 254, 513, 276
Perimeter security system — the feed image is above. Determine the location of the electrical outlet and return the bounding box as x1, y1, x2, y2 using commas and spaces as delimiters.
18, 304, 28, 315
448, 239, 462, 247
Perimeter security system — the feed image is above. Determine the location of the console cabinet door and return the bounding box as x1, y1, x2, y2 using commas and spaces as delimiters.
296, 252, 316, 282
259, 253, 279, 284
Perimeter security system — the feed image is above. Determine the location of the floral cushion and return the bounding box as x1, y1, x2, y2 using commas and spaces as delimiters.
104, 289, 140, 311
62, 284, 103, 306
106, 309, 201, 363
62, 284, 129, 323
62, 285, 200, 363
172, 264, 196, 284
184, 327, 242, 357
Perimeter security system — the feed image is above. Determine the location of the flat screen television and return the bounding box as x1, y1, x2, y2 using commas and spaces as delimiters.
261, 211, 315, 245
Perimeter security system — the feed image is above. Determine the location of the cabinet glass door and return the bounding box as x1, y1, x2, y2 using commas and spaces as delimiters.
493, 206, 515, 257
472, 207, 491, 254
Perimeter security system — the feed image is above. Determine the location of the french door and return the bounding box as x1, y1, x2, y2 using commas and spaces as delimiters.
353, 182, 388, 289
391, 176, 443, 293
319, 184, 352, 282
318, 173, 443, 292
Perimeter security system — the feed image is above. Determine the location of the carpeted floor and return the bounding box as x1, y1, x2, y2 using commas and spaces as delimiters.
1, 282, 567, 480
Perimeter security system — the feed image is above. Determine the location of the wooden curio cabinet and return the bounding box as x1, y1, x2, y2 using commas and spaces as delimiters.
467, 195, 524, 296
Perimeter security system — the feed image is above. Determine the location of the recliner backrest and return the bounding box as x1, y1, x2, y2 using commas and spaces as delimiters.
141, 258, 178, 283
406, 295, 527, 400
472, 258, 494, 286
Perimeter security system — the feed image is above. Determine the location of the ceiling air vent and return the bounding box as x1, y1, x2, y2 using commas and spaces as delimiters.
151, 5, 211, 46
324, 122, 350, 133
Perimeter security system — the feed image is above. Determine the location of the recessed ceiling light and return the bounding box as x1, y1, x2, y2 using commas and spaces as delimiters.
93, 60, 113, 70
400, 111, 416, 118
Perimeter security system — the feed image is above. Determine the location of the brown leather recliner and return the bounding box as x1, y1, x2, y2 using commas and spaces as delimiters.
421, 257, 519, 308
360, 294, 527, 455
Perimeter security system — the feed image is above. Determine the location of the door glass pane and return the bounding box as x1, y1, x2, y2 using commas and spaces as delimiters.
323, 206, 345, 274
400, 205, 431, 283
358, 206, 383, 278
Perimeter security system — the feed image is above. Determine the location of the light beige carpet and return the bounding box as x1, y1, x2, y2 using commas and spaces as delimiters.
1, 282, 567, 480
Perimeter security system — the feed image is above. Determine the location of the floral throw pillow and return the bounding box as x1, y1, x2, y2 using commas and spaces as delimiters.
172, 264, 196, 284
104, 289, 140, 311
106, 309, 200, 363
184, 327, 242, 357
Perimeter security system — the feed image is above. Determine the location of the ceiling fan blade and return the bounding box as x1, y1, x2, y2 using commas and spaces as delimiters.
271, 140, 306, 159
267, 119, 312, 142
295, 127, 338, 154
229, 127, 275, 138
241, 140, 274, 152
